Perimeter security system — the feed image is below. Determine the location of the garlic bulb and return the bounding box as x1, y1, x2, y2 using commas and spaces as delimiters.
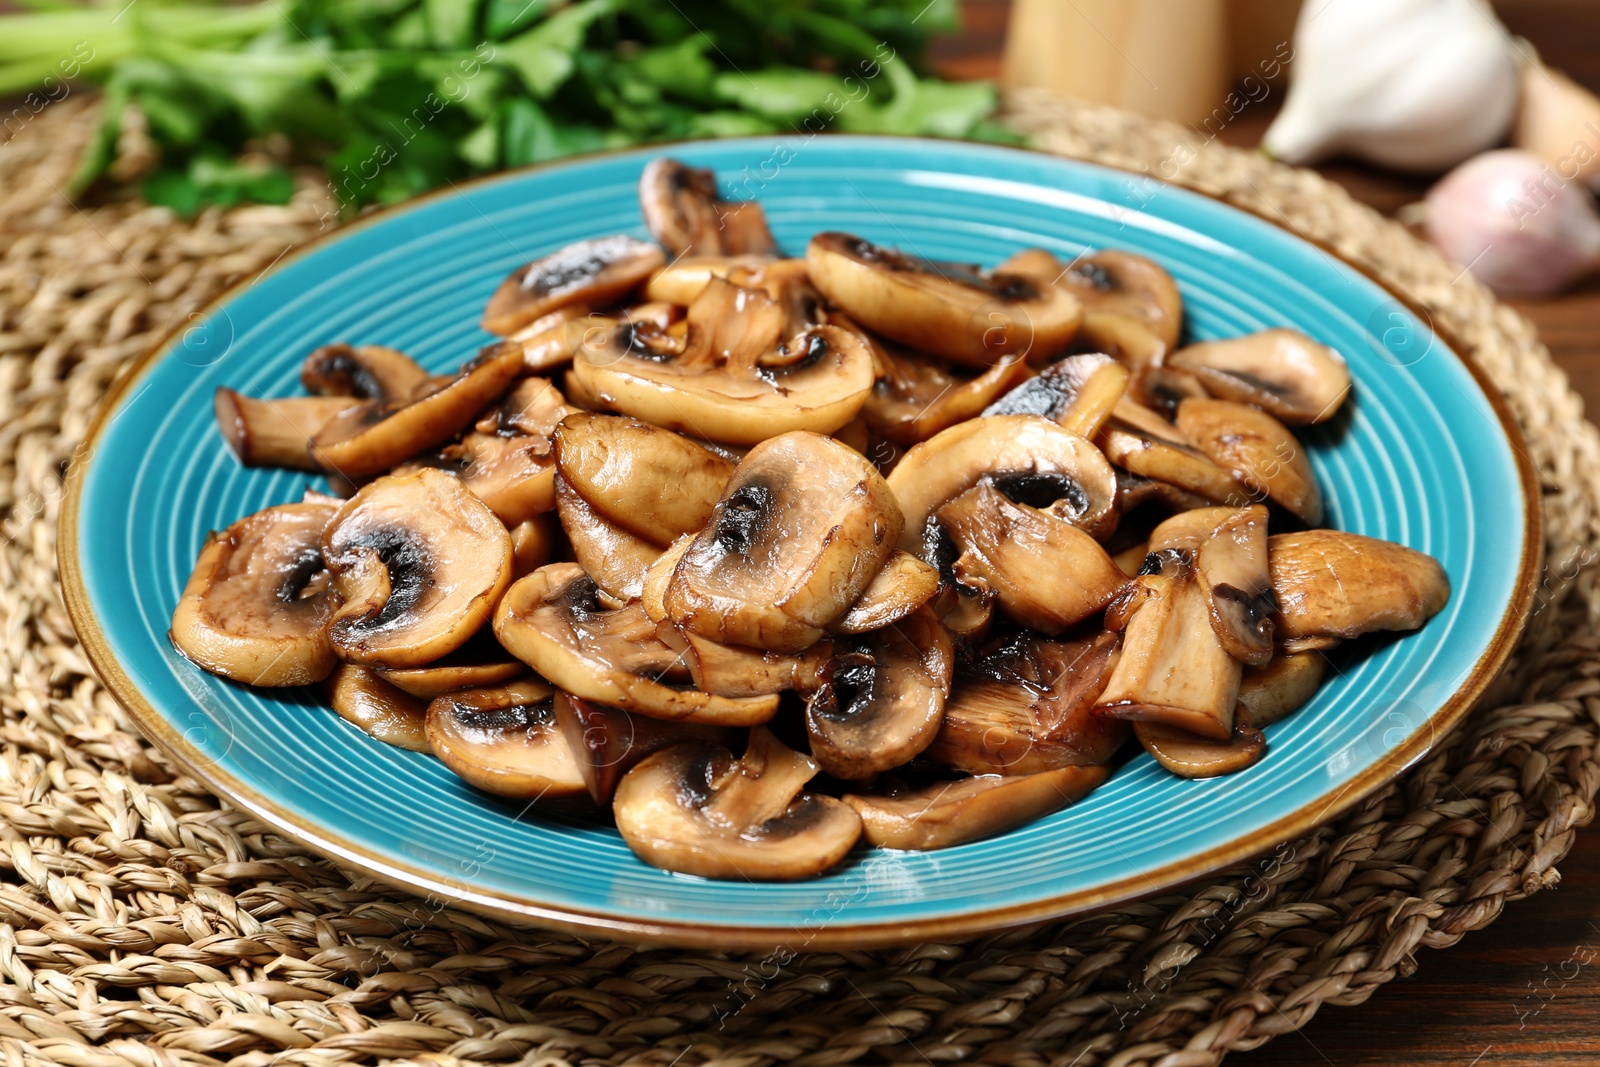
1424, 149, 1600, 297
1262, 0, 1519, 173
1512, 59, 1600, 191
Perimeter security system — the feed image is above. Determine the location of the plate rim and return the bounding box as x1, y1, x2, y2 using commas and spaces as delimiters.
57, 134, 1544, 950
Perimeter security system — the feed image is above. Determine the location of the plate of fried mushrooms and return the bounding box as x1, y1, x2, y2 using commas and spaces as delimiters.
61, 138, 1539, 948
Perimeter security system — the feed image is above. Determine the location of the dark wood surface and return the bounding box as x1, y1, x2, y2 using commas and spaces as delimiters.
930, 4, 1600, 1065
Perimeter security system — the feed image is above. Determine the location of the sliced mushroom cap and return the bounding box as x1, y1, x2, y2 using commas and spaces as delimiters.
845, 764, 1110, 850
612, 727, 863, 880
401, 430, 557, 528
639, 158, 777, 257
665, 432, 903, 652
1023, 249, 1184, 353
327, 663, 432, 751
1096, 400, 1252, 506
554, 476, 662, 603
806, 607, 954, 780
310, 346, 525, 479
321, 469, 513, 668
301, 343, 433, 404
1176, 397, 1323, 524
1115, 469, 1217, 519
568, 278, 874, 446
1094, 548, 1242, 741
426, 678, 590, 801
829, 551, 941, 634
890, 415, 1120, 555
481, 235, 664, 336
982, 353, 1129, 439
927, 630, 1126, 774
214, 390, 361, 471
806, 233, 1084, 368
665, 626, 833, 698
1270, 531, 1450, 640
935, 482, 1127, 634
509, 513, 564, 579
1238, 651, 1325, 728
553, 412, 735, 546
1149, 505, 1276, 666
552, 692, 735, 805
1131, 360, 1211, 420
641, 534, 693, 624
479, 376, 574, 438
929, 583, 995, 643
859, 328, 1034, 446
374, 632, 527, 698
499, 302, 679, 375
495, 563, 779, 725
1168, 329, 1352, 424
1133, 717, 1267, 778
171, 501, 339, 686
645, 254, 779, 305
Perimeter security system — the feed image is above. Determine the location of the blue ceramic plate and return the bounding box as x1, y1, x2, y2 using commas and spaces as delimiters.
60, 137, 1540, 949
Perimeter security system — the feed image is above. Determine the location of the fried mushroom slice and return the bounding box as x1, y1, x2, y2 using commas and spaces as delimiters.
846, 764, 1110, 850
662, 627, 833, 698
495, 563, 779, 725
402, 430, 558, 528
1148, 506, 1276, 666
481, 235, 664, 336
829, 551, 941, 635
612, 727, 862, 880
553, 693, 735, 805
935, 482, 1126, 634
666, 432, 903, 653
1133, 717, 1267, 778
646, 254, 779, 305
888, 414, 1120, 549
498, 302, 680, 375
1094, 548, 1242, 741
553, 413, 735, 545
639, 158, 778, 257
427, 679, 589, 801
1270, 531, 1450, 640
1176, 397, 1324, 524
1167, 329, 1352, 424
568, 278, 874, 446
982, 353, 1129, 438
327, 663, 431, 752
310, 346, 525, 479
171, 501, 338, 686
321, 469, 513, 668
928, 630, 1125, 775
806, 608, 954, 780
301, 343, 433, 403
1238, 652, 1325, 728
554, 477, 662, 603
1019, 249, 1184, 353
374, 632, 527, 698
859, 329, 1033, 446
1096, 399, 1252, 506
807, 233, 1083, 368
214, 391, 361, 471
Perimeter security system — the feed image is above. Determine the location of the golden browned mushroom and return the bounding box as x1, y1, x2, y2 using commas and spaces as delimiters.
327, 663, 432, 751
509, 513, 564, 579
888, 414, 1120, 549
171, 501, 339, 686
982, 353, 1129, 438
845, 764, 1110, 850
1167, 328, 1352, 424
494, 563, 779, 725
1133, 717, 1267, 778
857, 327, 1034, 446
568, 278, 875, 446
427, 678, 589, 801
321, 469, 513, 668
496, 302, 679, 375
301, 343, 433, 403
662, 627, 833, 698
665, 431, 903, 653
1096, 398, 1252, 506
1020, 249, 1183, 356
552, 693, 735, 805
1237, 651, 1325, 728
374, 632, 527, 698
806, 607, 954, 780
1176, 397, 1324, 524
1146, 506, 1276, 666
646, 254, 779, 305
928, 583, 995, 643
934, 481, 1127, 633
214, 390, 361, 471
1270, 530, 1450, 640
478, 376, 574, 437
639, 158, 778, 257
806, 233, 1083, 368
612, 727, 862, 880
309, 346, 525, 479
481, 235, 665, 336
928, 630, 1126, 775
829, 551, 941, 634
554, 477, 663, 604
640, 534, 694, 624
553, 413, 735, 546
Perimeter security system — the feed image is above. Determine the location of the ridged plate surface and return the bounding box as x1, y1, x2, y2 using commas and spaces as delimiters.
61, 138, 1538, 948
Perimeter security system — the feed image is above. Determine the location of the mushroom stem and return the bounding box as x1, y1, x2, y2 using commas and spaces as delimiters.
846, 765, 1109, 850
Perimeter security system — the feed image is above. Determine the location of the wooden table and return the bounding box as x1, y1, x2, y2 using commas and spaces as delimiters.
931, 5, 1600, 1065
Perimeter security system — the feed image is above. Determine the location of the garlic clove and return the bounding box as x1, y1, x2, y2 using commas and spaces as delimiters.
1424, 149, 1600, 297
1262, 0, 1520, 174
1512, 59, 1600, 191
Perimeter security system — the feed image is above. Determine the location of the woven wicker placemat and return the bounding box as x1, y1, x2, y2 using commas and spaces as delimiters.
2, 89, 1599, 1067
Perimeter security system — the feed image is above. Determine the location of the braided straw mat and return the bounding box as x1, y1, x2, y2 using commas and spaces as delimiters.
2, 88, 1599, 1067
